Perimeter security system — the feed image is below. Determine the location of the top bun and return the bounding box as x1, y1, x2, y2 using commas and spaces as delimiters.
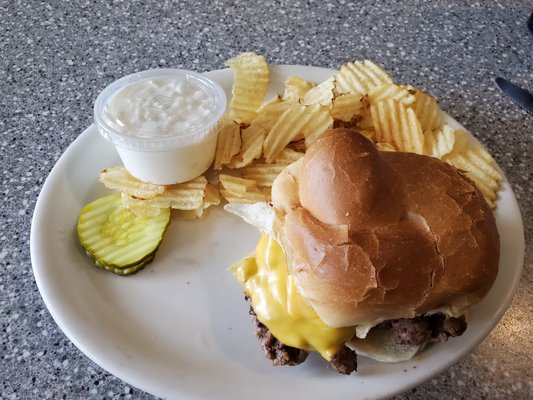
271, 129, 500, 328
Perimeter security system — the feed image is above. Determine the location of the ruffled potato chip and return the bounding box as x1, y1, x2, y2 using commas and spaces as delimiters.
410, 89, 442, 133
335, 60, 393, 95
331, 93, 364, 122
219, 174, 271, 204
424, 124, 455, 159
283, 76, 315, 103
368, 84, 416, 106
225, 52, 269, 124
240, 163, 287, 187
273, 147, 305, 165
303, 77, 336, 107
263, 103, 333, 162
100, 166, 165, 199
228, 124, 265, 169
213, 120, 241, 170
370, 99, 424, 154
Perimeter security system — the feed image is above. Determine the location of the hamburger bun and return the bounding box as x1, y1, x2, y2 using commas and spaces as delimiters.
272, 129, 499, 328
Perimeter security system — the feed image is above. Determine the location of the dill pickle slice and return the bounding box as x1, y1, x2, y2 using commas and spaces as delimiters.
77, 193, 170, 274
95, 254, 155, 276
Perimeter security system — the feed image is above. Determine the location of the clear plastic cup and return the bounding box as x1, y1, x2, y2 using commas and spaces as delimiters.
94, 69, 227, 184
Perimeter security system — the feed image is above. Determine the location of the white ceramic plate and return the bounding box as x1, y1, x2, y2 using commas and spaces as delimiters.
30, 66, 525, 400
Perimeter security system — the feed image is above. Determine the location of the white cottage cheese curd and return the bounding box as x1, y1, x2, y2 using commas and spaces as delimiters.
105, 77, 213, 137
94, 69, 226, 184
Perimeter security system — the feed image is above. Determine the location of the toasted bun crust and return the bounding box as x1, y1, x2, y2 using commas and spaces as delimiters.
272, 129, 500, 328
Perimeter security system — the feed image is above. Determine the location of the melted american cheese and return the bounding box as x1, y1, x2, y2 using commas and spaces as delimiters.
230, 234, 356, 360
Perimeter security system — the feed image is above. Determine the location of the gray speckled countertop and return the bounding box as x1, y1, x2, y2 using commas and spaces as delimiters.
1, 0, 532, 399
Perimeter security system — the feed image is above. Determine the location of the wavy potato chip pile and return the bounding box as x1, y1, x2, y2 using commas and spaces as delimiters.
100, 167, 219, 217
215, 52, 503, 208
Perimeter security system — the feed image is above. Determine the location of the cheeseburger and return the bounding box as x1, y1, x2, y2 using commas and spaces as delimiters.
227, 129, 500, 374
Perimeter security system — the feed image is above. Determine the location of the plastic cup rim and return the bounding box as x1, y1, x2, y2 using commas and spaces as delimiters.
93, 68, 227, 151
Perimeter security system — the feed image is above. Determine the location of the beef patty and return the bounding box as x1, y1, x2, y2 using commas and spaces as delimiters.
249, 305, 358, 374
246, 296, 466, 375
383, 314, 467, 346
